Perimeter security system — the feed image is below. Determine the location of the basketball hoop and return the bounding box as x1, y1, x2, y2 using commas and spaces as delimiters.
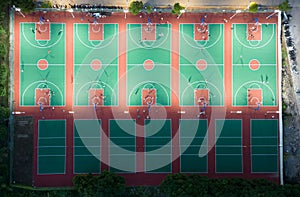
197, 23, 207, 33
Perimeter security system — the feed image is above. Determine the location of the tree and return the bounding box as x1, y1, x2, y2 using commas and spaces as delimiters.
13, 0, 35, 13
41, 1, 52, 8
73, 171, 126, 197
146, 5, 152, 14
129, 1, 143, 15
172, 3, 185, 15
279, 0, 291, 11
248, 2, 259, 13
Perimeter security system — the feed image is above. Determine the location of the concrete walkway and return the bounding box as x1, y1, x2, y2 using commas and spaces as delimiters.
39, 0, 285, 8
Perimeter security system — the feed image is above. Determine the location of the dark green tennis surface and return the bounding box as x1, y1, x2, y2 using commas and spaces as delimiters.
180, 119, 208, 173
215, 119, 242, 173
74, 23, 118, 106
145, 119, 171, 173
232, 23, 277, 106
179, 24, 224, 106
126, 24, 171, 106
38, 120, 66, 174
109, 119, 136, 173
20, 23, 65, 106
74, 119, 101, 174
251, 119, 278, 173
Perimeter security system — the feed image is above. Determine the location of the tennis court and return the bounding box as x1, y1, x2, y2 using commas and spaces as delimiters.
180, 119, 208, 173
251, 119, 278, 173
74, 119, 101, 174
145, 119, 172, 173
38, 120, 66, 174
215, 119, 243, 173
109, 119, 136, 173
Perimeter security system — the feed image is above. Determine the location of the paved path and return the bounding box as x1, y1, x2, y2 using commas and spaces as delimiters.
289, 0, 300, 93
282, 0, 300, 183
40, 0, 285, 8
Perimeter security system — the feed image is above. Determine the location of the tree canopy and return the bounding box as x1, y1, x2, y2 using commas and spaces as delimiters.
279, 0, 291, 11
172, 3, 185, 15
129, 1, 143, 15
248, 2, 259, 13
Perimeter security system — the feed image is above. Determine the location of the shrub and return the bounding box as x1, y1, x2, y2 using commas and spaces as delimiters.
0, 65, 8, 96
41, 1, 52, 8
249, 2, 259, 13
73, 171, 126, 197
13, 0, 35, 13
129, 1, 143, 15
279, 0, 291, 11
146, 5, 152, 14
172, 3, 185, 15
0, 42, 7, 58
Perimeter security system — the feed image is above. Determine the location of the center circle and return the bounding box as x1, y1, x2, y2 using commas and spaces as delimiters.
37, 59, 48, 70
91, 59, 102, 71
196, 59, 207, 71
249, 59, 260, 71
143, 59, 155, 71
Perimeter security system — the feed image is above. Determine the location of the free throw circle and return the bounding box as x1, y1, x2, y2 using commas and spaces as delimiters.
91, 59, 102, 71
249, 59, 260, 71
37, 59, 48, 70
143, 59, 155, 71
196, 59, 207, 71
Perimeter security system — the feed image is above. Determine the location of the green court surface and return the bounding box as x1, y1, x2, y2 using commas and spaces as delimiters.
145, 119, 171, 173
232, 24, 277, 106
74, 119, 101, 174
126, 24, 171, 106
74, 23, 118, 106
180, 119, 208, 173
215, 119, 242, 173
38, 120, 66, 174
109, 119, 136, 173
179, 24, 224, 106
20, 23, 65, 106
251, 119, 278, 173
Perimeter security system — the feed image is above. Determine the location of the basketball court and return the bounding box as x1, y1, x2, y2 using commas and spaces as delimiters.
127, 23, 171, 106
179, 23, 224, 106
74, 23, 119, 106
12, 11, 281, 187
19, 22, 65, 106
